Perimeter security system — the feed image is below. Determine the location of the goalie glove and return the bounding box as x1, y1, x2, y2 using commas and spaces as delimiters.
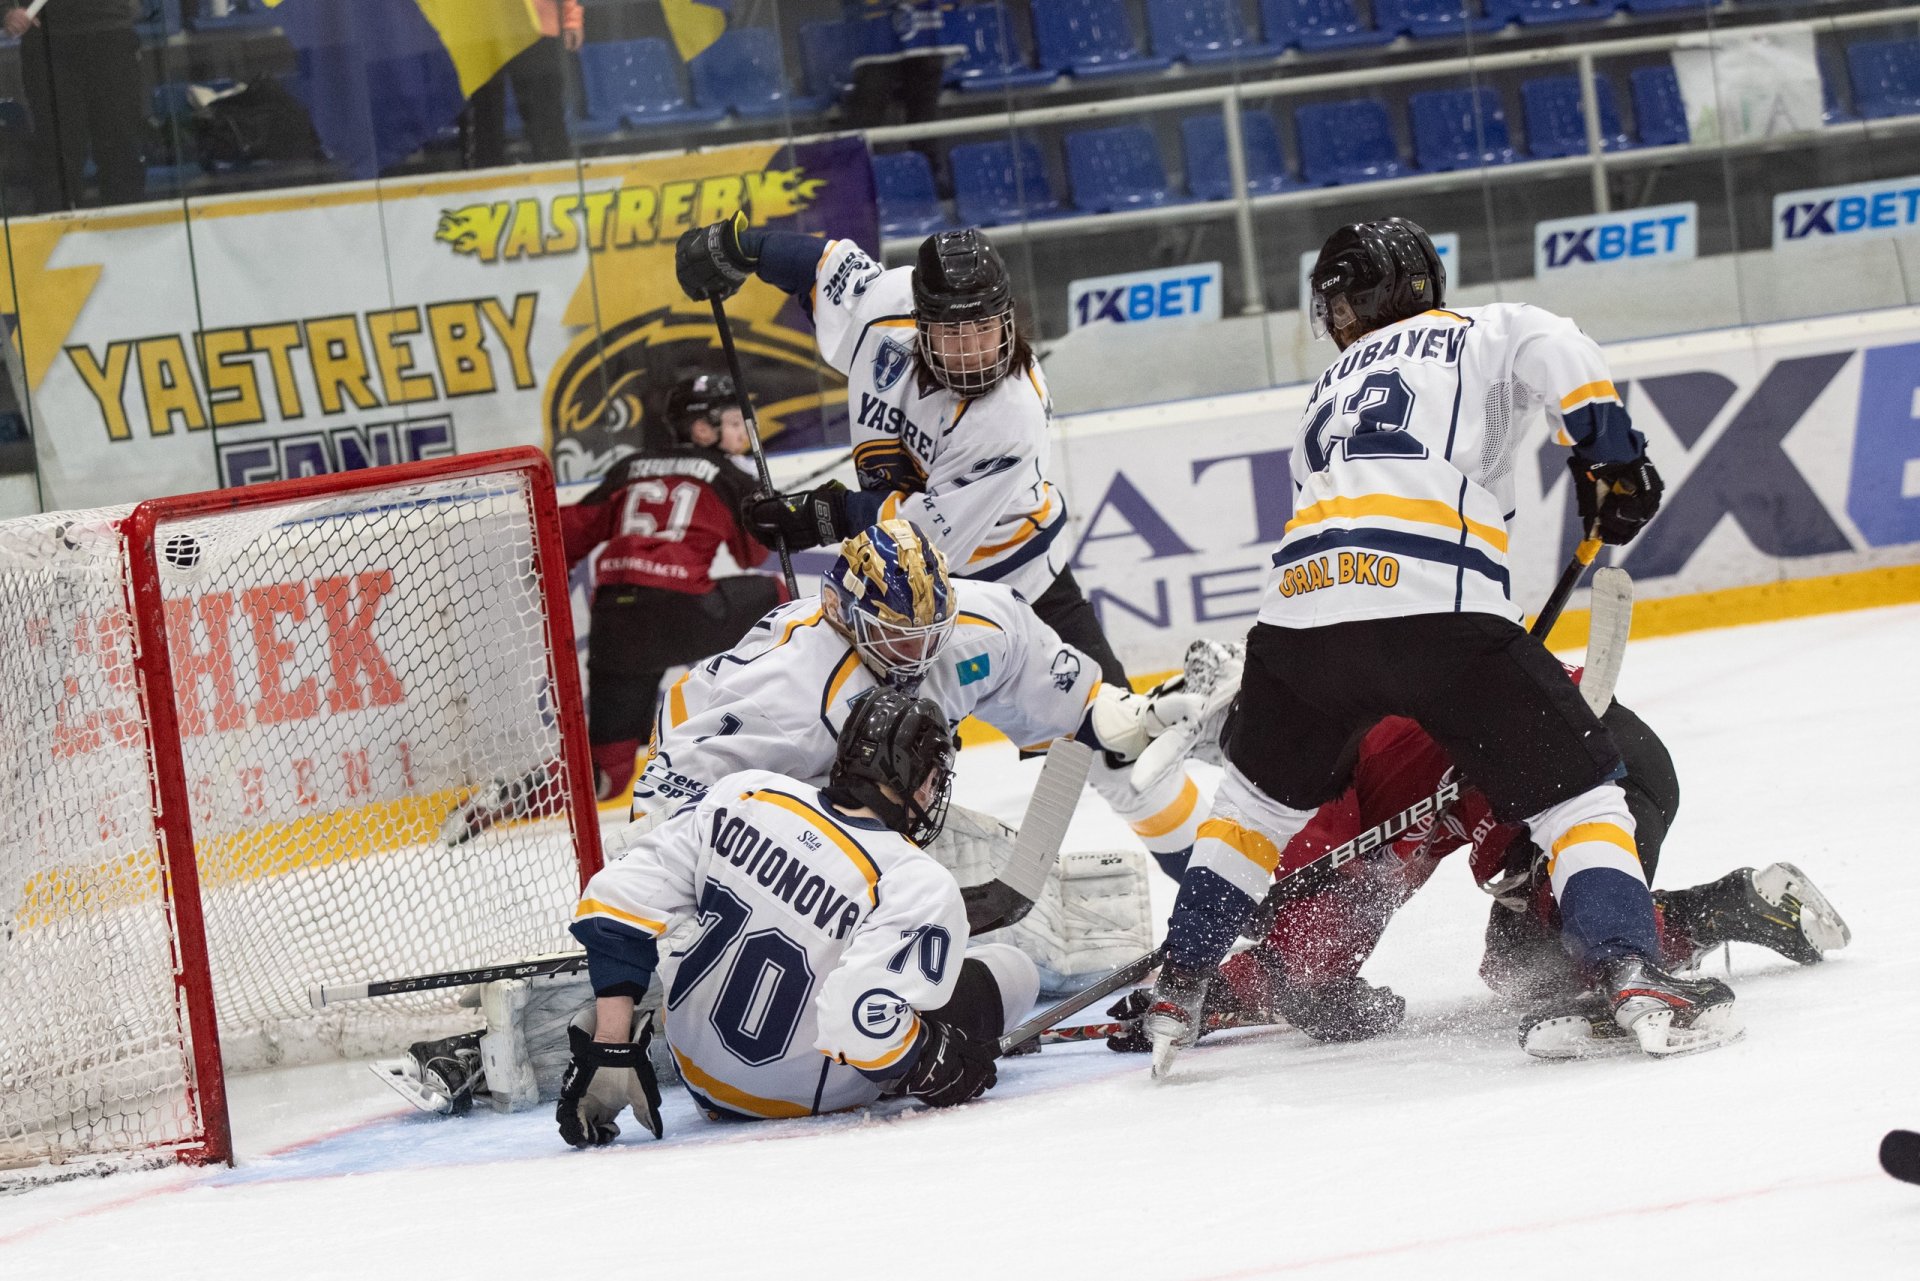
1083, 683, 1203, 766
899, 1017, 999, 1108
1130, 638, 1243, 792
556, 1009, 664, 1148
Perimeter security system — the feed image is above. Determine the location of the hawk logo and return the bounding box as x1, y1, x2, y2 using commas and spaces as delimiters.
873, 338, 913, 392
1048, 649, 1082, 693
854, 987, 910, 1039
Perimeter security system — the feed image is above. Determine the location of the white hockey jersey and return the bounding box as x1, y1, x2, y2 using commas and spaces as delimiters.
1260, 303, 1645, 629
630, 577, 1102, 822
810, 239, 1068, 598
574, 770, 968, 1117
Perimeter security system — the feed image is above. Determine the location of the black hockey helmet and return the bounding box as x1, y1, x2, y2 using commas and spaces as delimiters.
1309, 219, 1446, 348
825, 687, 954, 845
665, 372, 738, 444
912, 228, 1017, 396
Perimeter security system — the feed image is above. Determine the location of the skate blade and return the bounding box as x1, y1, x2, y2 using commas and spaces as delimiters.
1521, 1014, 1635, 1061
1755, 862, 1851, 953
369, 1058, 454, 1114
1149, 1033, 1181, 1080
1631, 1003, 1745, 1059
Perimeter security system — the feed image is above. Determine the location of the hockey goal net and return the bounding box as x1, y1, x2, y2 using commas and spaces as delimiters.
0, 448, 601, 1180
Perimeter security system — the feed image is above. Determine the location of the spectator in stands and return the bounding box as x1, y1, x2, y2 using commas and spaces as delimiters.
4, 0, 146, 211
558, 373, 783, 803
464, 0, 582, 168
844, 1, 957, 132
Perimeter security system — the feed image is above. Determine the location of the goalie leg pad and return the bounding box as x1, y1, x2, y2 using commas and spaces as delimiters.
995, 847, 1154, 995
477, 971, 674, 1111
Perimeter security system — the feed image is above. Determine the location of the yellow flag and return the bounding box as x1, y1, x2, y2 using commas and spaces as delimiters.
661, 0, 730, 63
416, 0, 545, 98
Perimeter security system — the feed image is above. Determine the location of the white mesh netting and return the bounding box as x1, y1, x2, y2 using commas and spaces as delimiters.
1, 465, 590, 1177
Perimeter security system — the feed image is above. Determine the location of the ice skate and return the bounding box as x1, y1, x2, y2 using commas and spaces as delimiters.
371, 1032, 484, 1115
1600, 954, 1743, 1058
1144, 966, 1209, 1079
1657, 862, 1850, 968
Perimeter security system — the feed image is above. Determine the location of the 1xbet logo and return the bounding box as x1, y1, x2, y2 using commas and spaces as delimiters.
1779, 188, 1920, 239
1540, 214, 1690, 268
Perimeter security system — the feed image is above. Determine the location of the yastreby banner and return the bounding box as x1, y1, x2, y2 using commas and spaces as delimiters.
0, 137, 877, 511
1041, 306, 1920, 672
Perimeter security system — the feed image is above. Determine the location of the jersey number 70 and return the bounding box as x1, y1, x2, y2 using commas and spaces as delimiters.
1302, 370, 1426, 473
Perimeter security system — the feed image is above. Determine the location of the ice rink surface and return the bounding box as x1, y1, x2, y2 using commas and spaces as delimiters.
4, 605, 1918, 1280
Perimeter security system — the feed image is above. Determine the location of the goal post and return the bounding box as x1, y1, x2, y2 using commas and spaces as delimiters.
1, 447, 603, 1180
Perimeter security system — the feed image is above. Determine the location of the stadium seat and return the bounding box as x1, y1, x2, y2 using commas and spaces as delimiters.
689, 28, 830, 120
943, 4, 1059, 92
1376, 0, 1503, 37
1180, 110, 1300, 198
580, 38, 725, 131
1846, 38, 1920, 120
1520, 75, 1633, 157
1295, 99, 1406, 185
873, 151, 949, 237
799, 18, 899, 102
1629, 65, 1689, 146
1619, 0, 1714, 12
1409, 88, 1518, 170
1260, 0, 1394, 52
1064, 124, 1187, 211
1486, 0, 1620, 26
1146, 0, 1282, 64
1033, 0, 1173, 79
950, 138, 1067, 224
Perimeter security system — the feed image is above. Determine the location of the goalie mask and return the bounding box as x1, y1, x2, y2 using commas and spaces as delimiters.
912, 229, 1017, 396
822, 519, 956, 690
1310, 218, 1446, 349
827, 687, 954, 846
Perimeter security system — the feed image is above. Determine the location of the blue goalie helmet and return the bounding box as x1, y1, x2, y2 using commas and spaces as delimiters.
822, 519, 957, 689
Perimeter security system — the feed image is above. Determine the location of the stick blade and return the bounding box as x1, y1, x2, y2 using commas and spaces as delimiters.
1003, 739, 1094, 903
1581, 566, 1634, 715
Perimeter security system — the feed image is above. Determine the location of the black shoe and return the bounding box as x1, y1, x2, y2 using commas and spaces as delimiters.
1656, 862, 1849, 967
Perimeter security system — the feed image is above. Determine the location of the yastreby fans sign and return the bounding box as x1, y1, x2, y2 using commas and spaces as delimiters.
2, 138, 876, 511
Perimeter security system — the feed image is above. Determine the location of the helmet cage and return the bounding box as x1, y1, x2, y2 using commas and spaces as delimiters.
916, 310, 1015, 396
821, 520, 957, 690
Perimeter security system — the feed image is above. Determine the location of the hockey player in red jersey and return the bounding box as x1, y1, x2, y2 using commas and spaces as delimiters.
558, 373, 786, 801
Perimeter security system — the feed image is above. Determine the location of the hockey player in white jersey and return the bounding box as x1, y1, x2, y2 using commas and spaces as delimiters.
1143, 218, 1739, 1073
674, 217, 1130, 697
557, 687, 1038, 1141
627, 520, 1205, 962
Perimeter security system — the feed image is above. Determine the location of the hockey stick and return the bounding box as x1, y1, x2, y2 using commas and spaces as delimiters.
709, 296, 799, 598
310, 953, 586, 1008
963, 738, 1095, 934
786, 447, 856, 489
999, 946, 1162, 1054
1035, 1009, 1283, 1045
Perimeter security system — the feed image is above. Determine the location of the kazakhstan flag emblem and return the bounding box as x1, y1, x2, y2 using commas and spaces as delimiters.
956, 655, 991, 686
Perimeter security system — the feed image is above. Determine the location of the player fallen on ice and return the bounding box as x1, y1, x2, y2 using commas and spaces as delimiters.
1140, 217, 1739, 1074
626, 517, 1202, 992
1107, 646, 1848, 1056
558, 687, 1038, 1140
674, 217, 1209, 874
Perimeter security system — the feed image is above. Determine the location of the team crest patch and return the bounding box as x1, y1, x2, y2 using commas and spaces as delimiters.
1049, 649, 1082, 692
956, 654, 991, 685
873, 338, 913, 392
854, 987, 911, 1039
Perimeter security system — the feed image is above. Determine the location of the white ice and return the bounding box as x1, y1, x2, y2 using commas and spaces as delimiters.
4, 605, 1918, 1279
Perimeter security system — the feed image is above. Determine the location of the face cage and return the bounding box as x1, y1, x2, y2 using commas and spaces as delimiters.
846, 607, 956, 690
901, 758, 955, 845
917, 311, 1015, 396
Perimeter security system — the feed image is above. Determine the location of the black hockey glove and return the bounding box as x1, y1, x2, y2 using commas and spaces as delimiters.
675, 211, 757, 302
1568, 455, 1664, 546
746, 480, 849, 552
556, 1011, 664, 1149
900, 1017, 999, 1108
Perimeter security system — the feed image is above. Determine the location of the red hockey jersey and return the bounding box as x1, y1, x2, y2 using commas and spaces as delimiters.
561, 448, 769, 595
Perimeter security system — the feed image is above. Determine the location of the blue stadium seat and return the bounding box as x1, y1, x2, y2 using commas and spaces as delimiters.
1376, 0, 1503, 38
1033, 0, 1173, 79
943, 4, 1058, 92
1295, 99, 1406, 185
188, 0, 275, 30
1629, 65, 1689, 146
1261, 0, 1394, 52
1486, 0, 1619, 26
1521, 75, 1632, 156
1409, 87, 1517, 170
580, 39, 725, 131
1847, 38, 1920, 120
950, 138, 1066, 224
1619, 0, 1713, 12
1147, 0, 1282, 64
799, 18, 900, 101
1180, 110, 1299, 198
1064, 124, 1186, 211
873, 151, 949, 237
689, 28, 830, 120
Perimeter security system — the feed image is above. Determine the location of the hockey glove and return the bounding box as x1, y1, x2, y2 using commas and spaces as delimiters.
899, 1017, 999, 1108
1568, 455, 1664, 546
1082, 684, 1205, 767
746, 481, 849, 552
556, 1010, 664, 1148
1104, 980, 1247, 1053
675, 211, 757, 302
